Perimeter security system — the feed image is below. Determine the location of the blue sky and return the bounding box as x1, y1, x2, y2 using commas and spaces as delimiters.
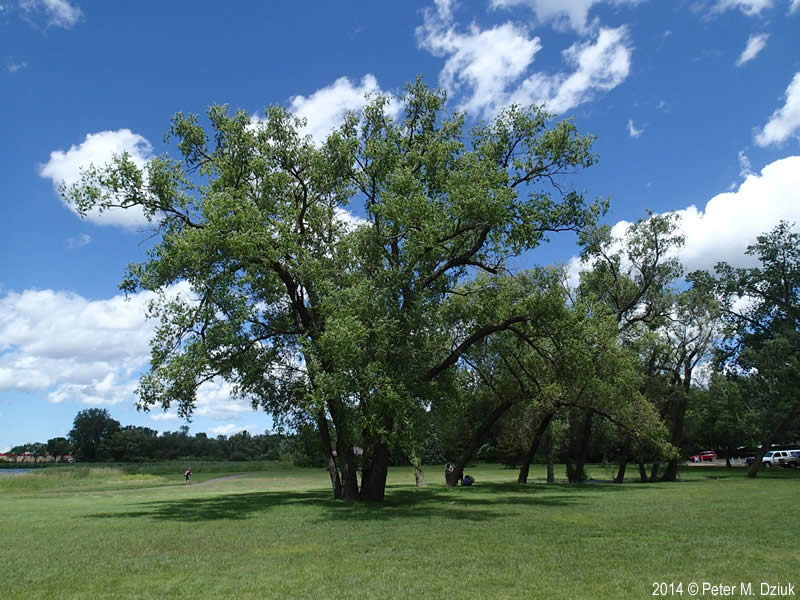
2, 0, 800, 451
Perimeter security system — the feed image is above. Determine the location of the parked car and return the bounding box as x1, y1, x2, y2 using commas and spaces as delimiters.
689, 451, 718, 462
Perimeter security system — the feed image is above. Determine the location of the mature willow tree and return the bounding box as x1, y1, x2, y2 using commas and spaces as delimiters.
434, 268, 671, 486
64, 79, 603, 502
577, 213, 687, 481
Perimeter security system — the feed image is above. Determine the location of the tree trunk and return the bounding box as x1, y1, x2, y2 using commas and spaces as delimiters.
661, 386, 689, 482
615, 456, 628, 484
316, 409, 342, 499
326, 397, 359, 500
649, 462, 660, 482
410, 454, 426, 487
414, 464, 426, 487
638, 460, 648, 483
615, 437, 632, 484
338, 446, 359, 500
573, 409, 593, 483
661, 460, 679, 482
448, 399, 515, 487
565, 459, 576, 483
545, 426, 554, 483
517, 411, 554, 484
360, 442, 390, 502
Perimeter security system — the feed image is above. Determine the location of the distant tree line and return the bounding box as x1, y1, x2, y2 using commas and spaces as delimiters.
9, 408, 329, 465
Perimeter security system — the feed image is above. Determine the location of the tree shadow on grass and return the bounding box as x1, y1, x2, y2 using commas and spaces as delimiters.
84, 479, 646, 524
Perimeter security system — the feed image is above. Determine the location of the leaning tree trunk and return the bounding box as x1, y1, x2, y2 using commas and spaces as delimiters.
448, 399, 515, 487
517, 412, 554, 484
615, 437, 632, 484
316, 409, 342, 499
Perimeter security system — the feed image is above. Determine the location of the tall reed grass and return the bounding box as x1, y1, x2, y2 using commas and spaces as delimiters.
0, 466, 168, 492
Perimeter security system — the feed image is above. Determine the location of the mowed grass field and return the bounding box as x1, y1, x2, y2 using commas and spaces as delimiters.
2, 463, 798, 600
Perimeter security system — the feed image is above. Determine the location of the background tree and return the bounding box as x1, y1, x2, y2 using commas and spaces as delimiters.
688, 374, 755, 466
649, 287, 720, 481
46, 437, 72, 457
691, 221, 800, 477
102, 426, 159, 462
68, 408, 121, 461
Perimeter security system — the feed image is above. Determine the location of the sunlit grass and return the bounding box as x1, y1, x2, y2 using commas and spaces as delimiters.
2, 463, 798, 599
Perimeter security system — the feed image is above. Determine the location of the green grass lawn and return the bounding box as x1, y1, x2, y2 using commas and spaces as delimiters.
2, 463, 798, 599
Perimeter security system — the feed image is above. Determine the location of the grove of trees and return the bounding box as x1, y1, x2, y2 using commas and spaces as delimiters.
58, 79, 800, 501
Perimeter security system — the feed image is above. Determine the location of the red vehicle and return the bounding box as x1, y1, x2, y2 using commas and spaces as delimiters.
689, 451, 718, 463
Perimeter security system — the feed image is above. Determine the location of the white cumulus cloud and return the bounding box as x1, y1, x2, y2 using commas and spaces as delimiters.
48, 373, 137, 406
0, 288, 155, 403
142, 378, 257, 424
490, 0, 644, 34
736, 33, 768, 67
0, 283, 195, 405
287, 74, 401, 144
19, 0, 82, 28
417, 4, 632, 116
674, 156, 800, 271
755, 72, 800, 146
0, 283, 263, 419
567, 155, 800, 288
193, 378, 257, 420
40, 129, 154, 228
208, 423, 257, 436
509, 26, 632, 114
418, 15, 543, 116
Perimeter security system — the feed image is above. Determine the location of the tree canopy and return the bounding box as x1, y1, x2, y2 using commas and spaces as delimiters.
63, 80, 606, 501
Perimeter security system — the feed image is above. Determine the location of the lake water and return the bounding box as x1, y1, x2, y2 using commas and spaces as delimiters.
0, 469, 33, 476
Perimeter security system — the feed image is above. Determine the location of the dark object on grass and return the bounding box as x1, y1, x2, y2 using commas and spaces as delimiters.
462, 474, 475, 486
